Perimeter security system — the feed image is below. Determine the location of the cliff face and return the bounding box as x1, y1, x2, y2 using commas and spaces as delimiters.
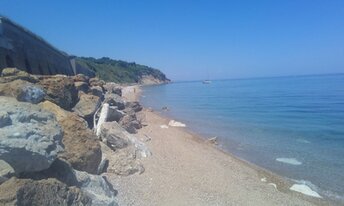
76, 57, 170, 84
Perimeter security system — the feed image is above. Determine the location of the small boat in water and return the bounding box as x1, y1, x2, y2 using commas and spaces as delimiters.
202, 80, 212, 84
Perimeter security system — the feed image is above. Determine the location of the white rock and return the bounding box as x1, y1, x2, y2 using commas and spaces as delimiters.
168, 120, 186, 127
160, 124, 169, 129
290, 184, 322, 198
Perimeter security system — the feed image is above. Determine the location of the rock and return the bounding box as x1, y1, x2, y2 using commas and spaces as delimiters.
100, 122, 130, 151
107, 106, 125, 122
168, 120, 186, 127
21, 159, 117, 206
90, 86, 104, 99
100, 121, 151, 158
103, 83, 122, 96
0, 160, 14, 184
107, 146, 145, 176
119, 114, 142, 134
0, 79, 45, 104
89, 77, 105, 87
0, 97, 63, 174
59, 114, 101, 174
73, 93, 101, 126
74, 81, 89, 93
40, 101, 102, 174
16, 84, 45, 104
124, 101, 143, 113
0, 111, 11, 128
104, 93, 125, 110
39, 101, 69, 121
73, 74, 89, 83
0, 68, 38, 83
38, 76, 78, 110
0, 177, 92, 205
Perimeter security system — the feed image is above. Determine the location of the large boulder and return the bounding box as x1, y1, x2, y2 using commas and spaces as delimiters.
20, 159, 117, 206
40, 101, 102, 174
119, 114, 142, 134
0, 97, 63, 174
99, 121, 150, 158
104, 93, 125, 110
0, 177, 92, 206
73, 93, 101, 126
38, 76, 78, 110
0, 79, 45, 104
100, 122, 130, 151
107, 146, 144, 176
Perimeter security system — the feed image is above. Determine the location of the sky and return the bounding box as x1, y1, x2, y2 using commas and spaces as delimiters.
0, 0, 343, 81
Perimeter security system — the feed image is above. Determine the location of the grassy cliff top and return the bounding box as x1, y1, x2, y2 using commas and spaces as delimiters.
75, 57, 169, 84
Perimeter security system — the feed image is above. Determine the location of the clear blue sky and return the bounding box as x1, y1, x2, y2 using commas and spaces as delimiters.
1, 0, 343, 80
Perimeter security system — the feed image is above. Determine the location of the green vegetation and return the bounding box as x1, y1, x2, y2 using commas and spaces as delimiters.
75, 57, 169, 83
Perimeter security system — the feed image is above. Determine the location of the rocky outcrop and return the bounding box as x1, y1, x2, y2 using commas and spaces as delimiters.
0, 97, 63, 174
103, 83, 122, 96
38, 76, 78, 110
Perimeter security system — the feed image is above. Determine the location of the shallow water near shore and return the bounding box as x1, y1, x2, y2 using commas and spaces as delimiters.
141, 74, 344, 202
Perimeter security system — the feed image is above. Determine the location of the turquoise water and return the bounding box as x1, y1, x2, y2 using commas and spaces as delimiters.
141, 74, 344, 201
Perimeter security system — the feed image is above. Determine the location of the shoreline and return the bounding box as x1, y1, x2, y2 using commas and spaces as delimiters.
112, 85, 333, 205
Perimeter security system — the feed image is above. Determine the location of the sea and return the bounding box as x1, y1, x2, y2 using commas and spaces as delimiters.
140, 74, 344, 202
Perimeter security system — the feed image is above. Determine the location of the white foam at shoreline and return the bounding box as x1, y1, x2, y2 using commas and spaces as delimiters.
168, 120, 186, 127
276, 158, 302, 165
290, 184, 322, 198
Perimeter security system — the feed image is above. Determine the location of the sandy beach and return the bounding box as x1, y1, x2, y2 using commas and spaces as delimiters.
105, 85, 331, 206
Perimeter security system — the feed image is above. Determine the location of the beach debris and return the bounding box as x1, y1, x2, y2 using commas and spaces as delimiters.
268, 183, 277, 189
160, 124, 169, 129
96, 103, 110, 137
276, 158, 302, 165
290, 184, 322, 198
141, 134, 152, 142
168, 120, 186, 127
207, 136, 218, 145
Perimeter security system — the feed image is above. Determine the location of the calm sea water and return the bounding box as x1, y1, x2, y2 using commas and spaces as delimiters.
141, 74, 344, 201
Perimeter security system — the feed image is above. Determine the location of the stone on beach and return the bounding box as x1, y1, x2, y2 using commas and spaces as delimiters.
0, 68, 39, 83
168, 120, 186, 127
0, 97, 63, 174
103, 82, 122, 96
119, 114, 142, 134
74, 81, 89, 93
100, 122, 130, 150
290, 184, 322, 198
